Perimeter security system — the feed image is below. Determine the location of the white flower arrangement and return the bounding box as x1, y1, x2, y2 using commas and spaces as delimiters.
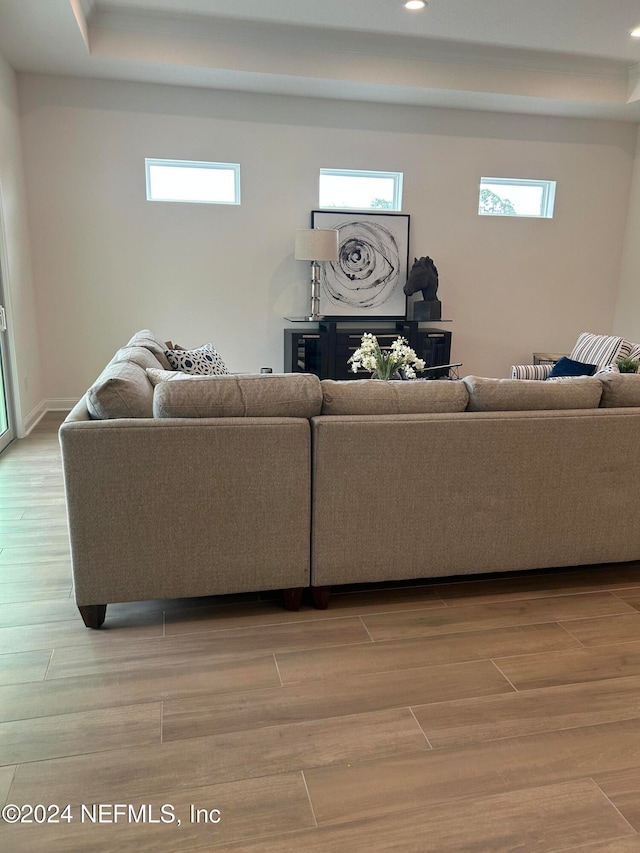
348, 332, 427, 380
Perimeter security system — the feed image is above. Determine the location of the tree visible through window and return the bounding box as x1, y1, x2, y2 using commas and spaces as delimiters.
478, 177, 556, 218
370, 198, 394, 209
479, 188, 516, 216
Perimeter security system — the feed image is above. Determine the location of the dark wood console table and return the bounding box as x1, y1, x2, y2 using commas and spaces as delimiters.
284, 320, 453, 380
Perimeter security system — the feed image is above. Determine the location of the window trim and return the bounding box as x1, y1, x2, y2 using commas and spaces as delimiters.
145, 158, 241, 205
478, 176, 556, 219
319, 168, 404, 211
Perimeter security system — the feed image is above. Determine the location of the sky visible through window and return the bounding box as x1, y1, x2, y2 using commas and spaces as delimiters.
319, 172, 400, 210
146, 161, 240, 204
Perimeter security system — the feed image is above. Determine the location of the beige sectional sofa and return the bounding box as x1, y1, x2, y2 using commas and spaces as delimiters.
60, 331, 640, 627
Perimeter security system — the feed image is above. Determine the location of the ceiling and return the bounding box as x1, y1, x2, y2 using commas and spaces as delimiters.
2, 0, 640, 121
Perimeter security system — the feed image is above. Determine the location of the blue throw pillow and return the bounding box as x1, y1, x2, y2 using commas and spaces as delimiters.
547, 356, 597, 378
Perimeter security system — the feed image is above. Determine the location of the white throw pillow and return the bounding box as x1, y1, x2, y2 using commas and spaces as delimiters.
146, 368, 194, 385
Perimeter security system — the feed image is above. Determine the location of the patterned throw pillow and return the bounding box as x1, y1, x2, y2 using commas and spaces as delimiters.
569, 333, 632, 370
164, 343, 228, 375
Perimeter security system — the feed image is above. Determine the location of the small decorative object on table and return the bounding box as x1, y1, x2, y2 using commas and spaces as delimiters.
533, 352, 569, 366
404, 256, 442, 321
348, 332, 426, 380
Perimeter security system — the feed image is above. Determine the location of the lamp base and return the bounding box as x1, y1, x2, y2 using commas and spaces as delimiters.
309, 261, 322, 321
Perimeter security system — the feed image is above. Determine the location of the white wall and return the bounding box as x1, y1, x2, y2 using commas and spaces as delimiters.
0, 53, 41, 433
18, 73, 637, 398
614, 125, 640, 343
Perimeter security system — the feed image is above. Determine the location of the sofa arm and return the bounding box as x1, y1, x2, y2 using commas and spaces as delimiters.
59, 417, 311, 608
510, 364, 553, 380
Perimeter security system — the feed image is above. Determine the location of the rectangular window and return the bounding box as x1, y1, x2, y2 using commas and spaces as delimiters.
478, 177, 556, 218
319, 168, 403, 211
145, 159, 241, 205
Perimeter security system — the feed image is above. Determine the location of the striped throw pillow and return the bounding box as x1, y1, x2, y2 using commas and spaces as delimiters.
628, 341, 640, 361
569, 333, 632, 370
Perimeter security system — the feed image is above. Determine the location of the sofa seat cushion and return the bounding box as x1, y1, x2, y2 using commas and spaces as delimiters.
125, 329, 172, 370
570, 332, 632, 370
152, 373, 323, 418
320, 379, 468, 415
599, 372, 640, 407
464, 375, 602, 412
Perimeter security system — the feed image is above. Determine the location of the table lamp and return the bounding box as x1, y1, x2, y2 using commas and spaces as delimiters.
294, 228, 339, 321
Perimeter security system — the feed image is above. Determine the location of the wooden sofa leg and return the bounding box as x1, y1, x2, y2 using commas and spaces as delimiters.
283, 588, 304, 611
79, 604, 107, 629
311, 586, 331, 610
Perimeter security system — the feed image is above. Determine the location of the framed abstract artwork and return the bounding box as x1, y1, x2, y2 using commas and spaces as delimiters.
311, 210, 410, 319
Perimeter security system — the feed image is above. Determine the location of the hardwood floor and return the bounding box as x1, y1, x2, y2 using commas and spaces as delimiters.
1, 413, 640, 851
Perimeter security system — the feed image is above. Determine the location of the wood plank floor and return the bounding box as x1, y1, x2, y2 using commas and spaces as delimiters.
1, 414, 640, 851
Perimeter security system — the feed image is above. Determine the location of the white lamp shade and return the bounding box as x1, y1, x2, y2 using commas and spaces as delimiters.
295, 229, 339, 262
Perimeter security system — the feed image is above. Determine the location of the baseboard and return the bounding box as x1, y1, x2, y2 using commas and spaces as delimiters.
22, 399, 75, 436
46, 398, 77, 412
22, 400, 47, 436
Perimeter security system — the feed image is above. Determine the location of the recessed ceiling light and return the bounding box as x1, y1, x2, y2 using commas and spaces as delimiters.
631, 27, 640, 38
404, 0, 427, 10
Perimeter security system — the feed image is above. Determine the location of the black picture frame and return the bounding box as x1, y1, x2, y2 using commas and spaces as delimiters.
311, 210, 410, 320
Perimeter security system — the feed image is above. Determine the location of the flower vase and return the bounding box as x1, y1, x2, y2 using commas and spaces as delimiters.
371, 371, 402, 380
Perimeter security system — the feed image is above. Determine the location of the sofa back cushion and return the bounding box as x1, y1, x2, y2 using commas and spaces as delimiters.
320, 379, 468, 415
152, 373, 323, 418
111, 345, 165, 371
125, 329, 172, 370
87, 360, 155, 419
599, 372, 640, 407
86, 333, 169, 419
464, 375, 602, 412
